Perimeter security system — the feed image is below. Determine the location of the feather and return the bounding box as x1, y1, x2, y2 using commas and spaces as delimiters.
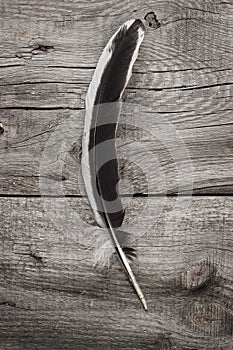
81, 19, 147, 310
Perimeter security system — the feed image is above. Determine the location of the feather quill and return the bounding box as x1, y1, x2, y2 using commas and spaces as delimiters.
81, 19, 147, 310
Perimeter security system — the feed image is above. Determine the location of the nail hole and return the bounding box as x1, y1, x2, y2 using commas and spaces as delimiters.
144, 12, 161, 29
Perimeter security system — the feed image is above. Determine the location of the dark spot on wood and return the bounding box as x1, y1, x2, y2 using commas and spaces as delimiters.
36, 45, 54, 52
0, 301, 16, 308
144, 12, 161, 29
29, 251, 43, 263
15, 52, 23, 58
47, 173, 67, 181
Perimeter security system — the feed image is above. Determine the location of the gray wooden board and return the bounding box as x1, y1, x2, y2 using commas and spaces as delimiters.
0, 0, 232, 195
1, 106, 233, 195
0, 196, 233, 349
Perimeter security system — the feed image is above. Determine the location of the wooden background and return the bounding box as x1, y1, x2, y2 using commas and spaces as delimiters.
0, 0, 233, 349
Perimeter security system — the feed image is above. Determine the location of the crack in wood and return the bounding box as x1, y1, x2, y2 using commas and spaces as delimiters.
0, 301, 16, 308
0, 106, 83, 111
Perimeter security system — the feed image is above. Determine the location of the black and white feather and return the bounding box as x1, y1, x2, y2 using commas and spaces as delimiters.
81, 19, 147, 309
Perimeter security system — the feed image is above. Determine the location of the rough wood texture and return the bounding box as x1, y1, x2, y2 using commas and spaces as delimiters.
0, 0, 233, 349
0, 0, 232, 195
0, 196, 233, 350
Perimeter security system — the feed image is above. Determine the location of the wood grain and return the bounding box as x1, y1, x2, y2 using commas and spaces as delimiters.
0, 196, 233, 349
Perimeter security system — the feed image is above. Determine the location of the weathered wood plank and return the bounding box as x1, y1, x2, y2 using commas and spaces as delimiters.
0, 0, 231, 19
1, 107, 233, 195
0, 0, 232, 195
0, 0, 231, 68
0, 196, 232, 349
